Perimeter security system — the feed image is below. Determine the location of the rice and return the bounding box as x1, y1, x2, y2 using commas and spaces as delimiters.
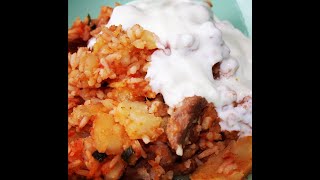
198, 147, 219, 159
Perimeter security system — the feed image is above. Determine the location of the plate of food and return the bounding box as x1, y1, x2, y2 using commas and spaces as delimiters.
68, 0, 252, 179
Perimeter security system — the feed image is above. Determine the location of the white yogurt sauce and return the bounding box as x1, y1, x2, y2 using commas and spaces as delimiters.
96, 0, 252, 137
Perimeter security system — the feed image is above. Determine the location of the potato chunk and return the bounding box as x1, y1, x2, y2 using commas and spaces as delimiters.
114, 101, 163, 143
92, 113, 129, 155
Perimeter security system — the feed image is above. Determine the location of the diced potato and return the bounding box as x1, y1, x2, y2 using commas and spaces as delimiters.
92, 113, 129, 155
114, 101, 163, 142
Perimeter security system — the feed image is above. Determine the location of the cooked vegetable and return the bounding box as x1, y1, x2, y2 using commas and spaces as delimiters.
92, 113, 130, 155
121, 146, 135, 163
114, 101, 164, 142
92, 150, 107, 162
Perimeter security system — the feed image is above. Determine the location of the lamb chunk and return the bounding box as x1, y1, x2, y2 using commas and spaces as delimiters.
166, 96, 207, 156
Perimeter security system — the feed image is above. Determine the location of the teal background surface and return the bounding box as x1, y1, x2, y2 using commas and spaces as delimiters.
68, 0, 252, 179
68, 0, 252, 37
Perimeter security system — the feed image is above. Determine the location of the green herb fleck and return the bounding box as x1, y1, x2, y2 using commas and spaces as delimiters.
92, 150, 107, 162
87, 14, 91, 25
121, 146, 135, 163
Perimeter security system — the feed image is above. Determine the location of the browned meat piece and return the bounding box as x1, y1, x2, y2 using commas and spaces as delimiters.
222, 131, 239, 141
200, 102, 218, 130
121, 159, 152, 180
68, 38, 88, 53
148, 142, 175, 167
182, 144, 199, 161
190, 136, 252, 180
173, 158, 198, 175
122, 141, 176, 180
166, 96, 208, 155
212, 62, 221, 79
188, 123, 203, 144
